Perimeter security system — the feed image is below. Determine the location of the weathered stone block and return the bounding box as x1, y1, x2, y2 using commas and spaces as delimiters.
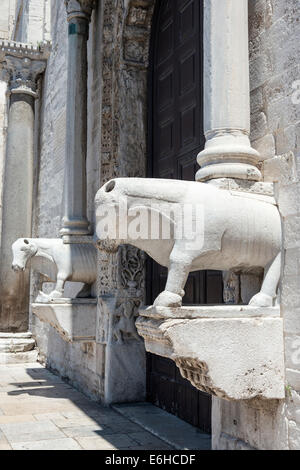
32, 300, 97, 342
137, 306, 285, 401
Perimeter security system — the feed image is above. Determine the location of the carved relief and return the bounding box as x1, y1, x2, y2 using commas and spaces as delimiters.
113, 299, 142, 343
98, 0, 152, 297
175, 358, 227, 399
223, 271, 240, 304
127, 6, 148, 27
119, 245, 145, 295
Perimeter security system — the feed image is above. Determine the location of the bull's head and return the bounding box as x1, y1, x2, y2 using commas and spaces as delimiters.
11, 238, 38, 272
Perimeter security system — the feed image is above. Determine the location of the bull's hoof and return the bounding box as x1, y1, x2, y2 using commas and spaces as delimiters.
35, 291, 51, 303
153, 291, 182, 308
49, 290, 63, 300
249, 292, 273, 307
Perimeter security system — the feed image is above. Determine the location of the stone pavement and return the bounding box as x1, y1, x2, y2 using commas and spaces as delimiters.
0, 363, 173, 450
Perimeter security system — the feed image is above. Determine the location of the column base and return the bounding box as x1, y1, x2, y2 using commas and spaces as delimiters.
59, 217, 91, 237
196, 130, 262, 182
196, 163, 262, 182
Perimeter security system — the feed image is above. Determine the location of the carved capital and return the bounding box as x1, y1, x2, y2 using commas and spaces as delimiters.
3, 56, 46, 97
65, 0, 96, 22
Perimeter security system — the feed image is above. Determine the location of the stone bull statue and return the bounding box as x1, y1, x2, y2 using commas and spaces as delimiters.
95, 178, 282, 308
12, 238, 97, 300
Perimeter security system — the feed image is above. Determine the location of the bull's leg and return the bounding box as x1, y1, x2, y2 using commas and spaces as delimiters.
249, 253, 281, 307
154, 251, 192, 308
49, 276, 66, 299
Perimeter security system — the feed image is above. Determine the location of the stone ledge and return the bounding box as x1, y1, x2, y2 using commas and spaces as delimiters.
141, 305, 280, 319
136, 306, 285, 401
32, 300, 96, 343
0, 350, 38, 365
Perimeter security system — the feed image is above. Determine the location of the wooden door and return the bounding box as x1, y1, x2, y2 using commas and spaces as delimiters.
146, 0, 223, 434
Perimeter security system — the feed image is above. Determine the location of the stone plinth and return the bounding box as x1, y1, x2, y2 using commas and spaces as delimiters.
32, 299, 96, 343
136, 306, 285, 401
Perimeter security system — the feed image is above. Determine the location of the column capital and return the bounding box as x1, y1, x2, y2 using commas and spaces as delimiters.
65, 0, 96, 22
3, 56, 46, 98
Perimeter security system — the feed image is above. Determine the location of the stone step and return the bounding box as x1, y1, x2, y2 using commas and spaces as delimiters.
0, 350, 38, 365
0, 332, 36, 354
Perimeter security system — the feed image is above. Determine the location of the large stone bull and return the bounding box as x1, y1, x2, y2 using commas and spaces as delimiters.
12, 238, 97, 300
95, 178, 282, 308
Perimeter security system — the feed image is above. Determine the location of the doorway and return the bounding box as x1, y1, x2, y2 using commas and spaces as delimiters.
146, 0, 223, 434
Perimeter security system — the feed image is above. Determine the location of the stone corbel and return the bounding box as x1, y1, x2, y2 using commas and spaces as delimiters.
136, 305, 285, 401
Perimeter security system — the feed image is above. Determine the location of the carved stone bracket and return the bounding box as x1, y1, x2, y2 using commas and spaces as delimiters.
136, 305, 285, 401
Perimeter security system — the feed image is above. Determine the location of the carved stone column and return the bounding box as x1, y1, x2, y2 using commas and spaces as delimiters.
196, 0, 261, 182
60, 0, 95, 236
0, 56, 46, 332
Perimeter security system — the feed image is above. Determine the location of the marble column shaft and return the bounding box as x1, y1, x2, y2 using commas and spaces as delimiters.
196, 0, 261, 182
60, 0, 95, 236
0, 56, 45, 332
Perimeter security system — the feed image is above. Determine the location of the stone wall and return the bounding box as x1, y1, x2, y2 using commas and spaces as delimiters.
13, 0, 51, 44
213, 0, 300, 450
0, 0, 16, 40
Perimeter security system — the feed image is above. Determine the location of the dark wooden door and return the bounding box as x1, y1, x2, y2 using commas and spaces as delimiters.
146, 0, 223, 434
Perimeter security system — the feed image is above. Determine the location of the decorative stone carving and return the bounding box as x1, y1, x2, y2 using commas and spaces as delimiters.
3, 55, 46, 97
114, 299, 142, 344
223, 272, 240, 304
12, 238, 97, 301
97, 295, 146, 404
95, 178, 282, 308
65, 0, 96, 21
136, 305, 285, 401
119, 245, 145, 295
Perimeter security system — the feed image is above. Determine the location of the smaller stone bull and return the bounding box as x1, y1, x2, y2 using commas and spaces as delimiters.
12, 238, 97, 300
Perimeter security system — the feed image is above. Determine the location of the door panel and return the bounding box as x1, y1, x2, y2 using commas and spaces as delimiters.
146, 0, 223, 435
